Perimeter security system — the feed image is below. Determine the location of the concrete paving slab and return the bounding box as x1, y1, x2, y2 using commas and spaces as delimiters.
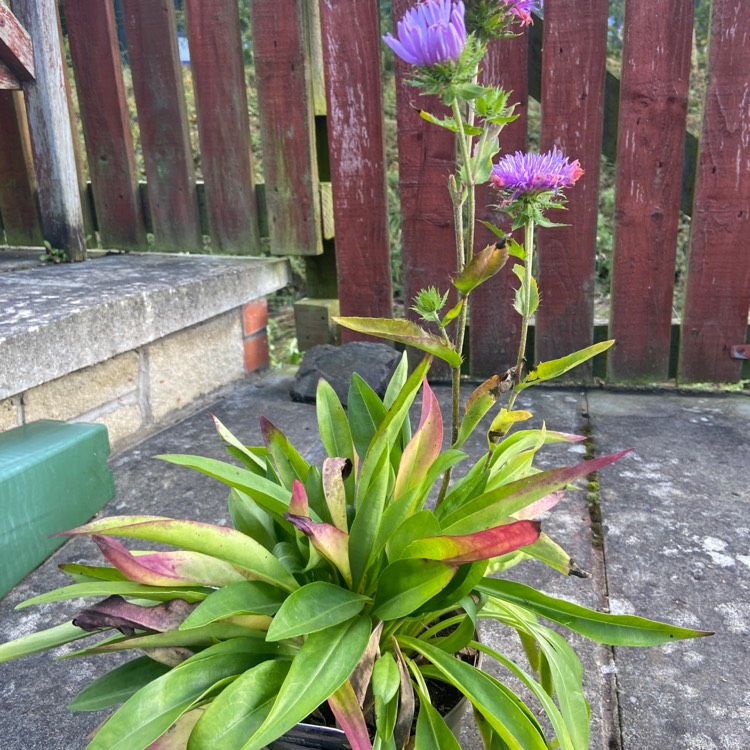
588, 390, 750, 750
0, 375, 741, 749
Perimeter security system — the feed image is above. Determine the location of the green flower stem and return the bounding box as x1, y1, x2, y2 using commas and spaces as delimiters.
508, 218, 535, 411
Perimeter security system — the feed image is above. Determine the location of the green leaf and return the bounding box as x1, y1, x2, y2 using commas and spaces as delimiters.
316, 378, 355, 462
227, 489, 277, 551
333, 317, 462, 368
387, 510, 442, 561
517, 340, 615, 392
414, 687, 462, 750
180, 582, 286, 630
383, 352, 409, 410
59, 515, 299, 593
260, 417, 311, 489
478, 578, 714, 645
16, 581, 209, 610
158, 455, 292, 524
0, 621, 96, 664
211, 415, 266, 474
266, 582, 369, 642
187, 660, 290, 750
241, 617, 372, 750
512, 265, 539, 318
348, 373, 388, 463
67, 656, 171, 712
453, 374, 513, 450
487, 409, 533, 444
87, 639, 270, 750
401, 637, 548, 750
372, 559, 456, 621
327, 680, 372, 750
59, 563, 128, 583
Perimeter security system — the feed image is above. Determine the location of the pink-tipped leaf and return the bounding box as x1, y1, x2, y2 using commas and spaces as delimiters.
285, 513, 352, 587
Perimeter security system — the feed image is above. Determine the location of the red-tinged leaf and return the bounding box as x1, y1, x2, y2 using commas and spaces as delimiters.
512, 490, 567, 521
402, 520, 541, 564
289, 480, 309, 517
441, 450, 633, 534
323, 457, 350, 532
93, 537, 246, 588
56, 516, 299, 593
260, 416, 310, 488
394, 379, 443, 497
73, 595, 196, 635
452, 242, 509, 295
285, 513, 352, 587
333, 317, 462, 367
327, 680, 373, 750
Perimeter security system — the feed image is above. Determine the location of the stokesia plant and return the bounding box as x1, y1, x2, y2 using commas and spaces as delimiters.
0, 2, 711, 749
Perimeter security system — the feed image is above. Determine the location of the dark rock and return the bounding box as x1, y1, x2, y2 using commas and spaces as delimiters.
290, 343, 401, 405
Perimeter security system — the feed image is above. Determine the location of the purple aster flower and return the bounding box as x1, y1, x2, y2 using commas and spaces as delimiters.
499, 0, 538, 26
491, 147, 584, 202
383, 0, 467, 67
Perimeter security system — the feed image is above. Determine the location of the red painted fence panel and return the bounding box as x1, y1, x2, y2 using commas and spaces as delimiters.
470, 34, 531, 378
64, 0, 145, 250
121, 0, 201, 252
679, 0, 750, 383
320, 0, 392, 331
536, 0, 608, 372
185, 0, 259, 254
391, 0, 455, 372
251, 0, 322, 257
608, 0, 694, 381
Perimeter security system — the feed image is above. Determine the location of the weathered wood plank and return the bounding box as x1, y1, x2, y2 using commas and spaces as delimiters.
0, 89, 42, 244
679, 0, 750, 383
250, 0, 320, 256
13, 0, 86, 260
0, 58, 20, 89
63, 0, 145, 250
184, 0, 260, 254
121, 0, 201, 251
470, 33, 530, 378
608, 0, 694, 381
320, 0, 391, 335
391, 0, 455, 369
536, 0, 608, 372
0, 2, 34, 82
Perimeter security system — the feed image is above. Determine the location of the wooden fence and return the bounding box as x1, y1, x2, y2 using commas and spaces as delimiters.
0, 0, 748, 384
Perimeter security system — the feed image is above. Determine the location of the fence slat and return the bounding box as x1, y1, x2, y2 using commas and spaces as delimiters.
390, 0, 454, 372
0, 90, 42, 245
13, 0, 86, 260
608, 0, 694, 381
536, 0, 608, 371
0, 2, 34, 83
470, 35, 530, 378
320, 0, 391, 333
64, 0, 145, 250
184, 0, 259, 254
679, 0, 750, 383
121, 0, 201, 252
251, 0, 321, 257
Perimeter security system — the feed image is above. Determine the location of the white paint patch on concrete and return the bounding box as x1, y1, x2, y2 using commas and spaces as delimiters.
736, 554, 750, 569
715, 601, 750, 634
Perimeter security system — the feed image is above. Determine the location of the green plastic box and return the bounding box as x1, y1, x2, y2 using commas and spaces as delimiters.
0, 420, 115, 598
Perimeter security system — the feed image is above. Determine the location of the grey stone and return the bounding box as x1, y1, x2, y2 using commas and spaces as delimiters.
290, 342, 401, 405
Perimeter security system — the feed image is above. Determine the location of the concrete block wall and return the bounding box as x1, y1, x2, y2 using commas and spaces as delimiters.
0, 303, 270, 453
0, 253, 285, 454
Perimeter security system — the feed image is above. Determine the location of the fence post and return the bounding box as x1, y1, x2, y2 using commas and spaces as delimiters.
536, 0, 608, 372
63, 0, 146, 251
679, 0, 750, 383
13, 0, 86, 260
320, 0, 391, 337
608, 0, 694, 381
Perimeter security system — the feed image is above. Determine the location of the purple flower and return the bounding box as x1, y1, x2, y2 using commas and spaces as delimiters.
491, 147, 584, 202
499, 0, 538, 26
383, 0, 467, 67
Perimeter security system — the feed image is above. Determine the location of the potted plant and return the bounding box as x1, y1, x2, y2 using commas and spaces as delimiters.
0, 2, 711, 749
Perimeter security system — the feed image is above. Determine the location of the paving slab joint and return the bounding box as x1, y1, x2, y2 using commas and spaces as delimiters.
580, 391, 625, 750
